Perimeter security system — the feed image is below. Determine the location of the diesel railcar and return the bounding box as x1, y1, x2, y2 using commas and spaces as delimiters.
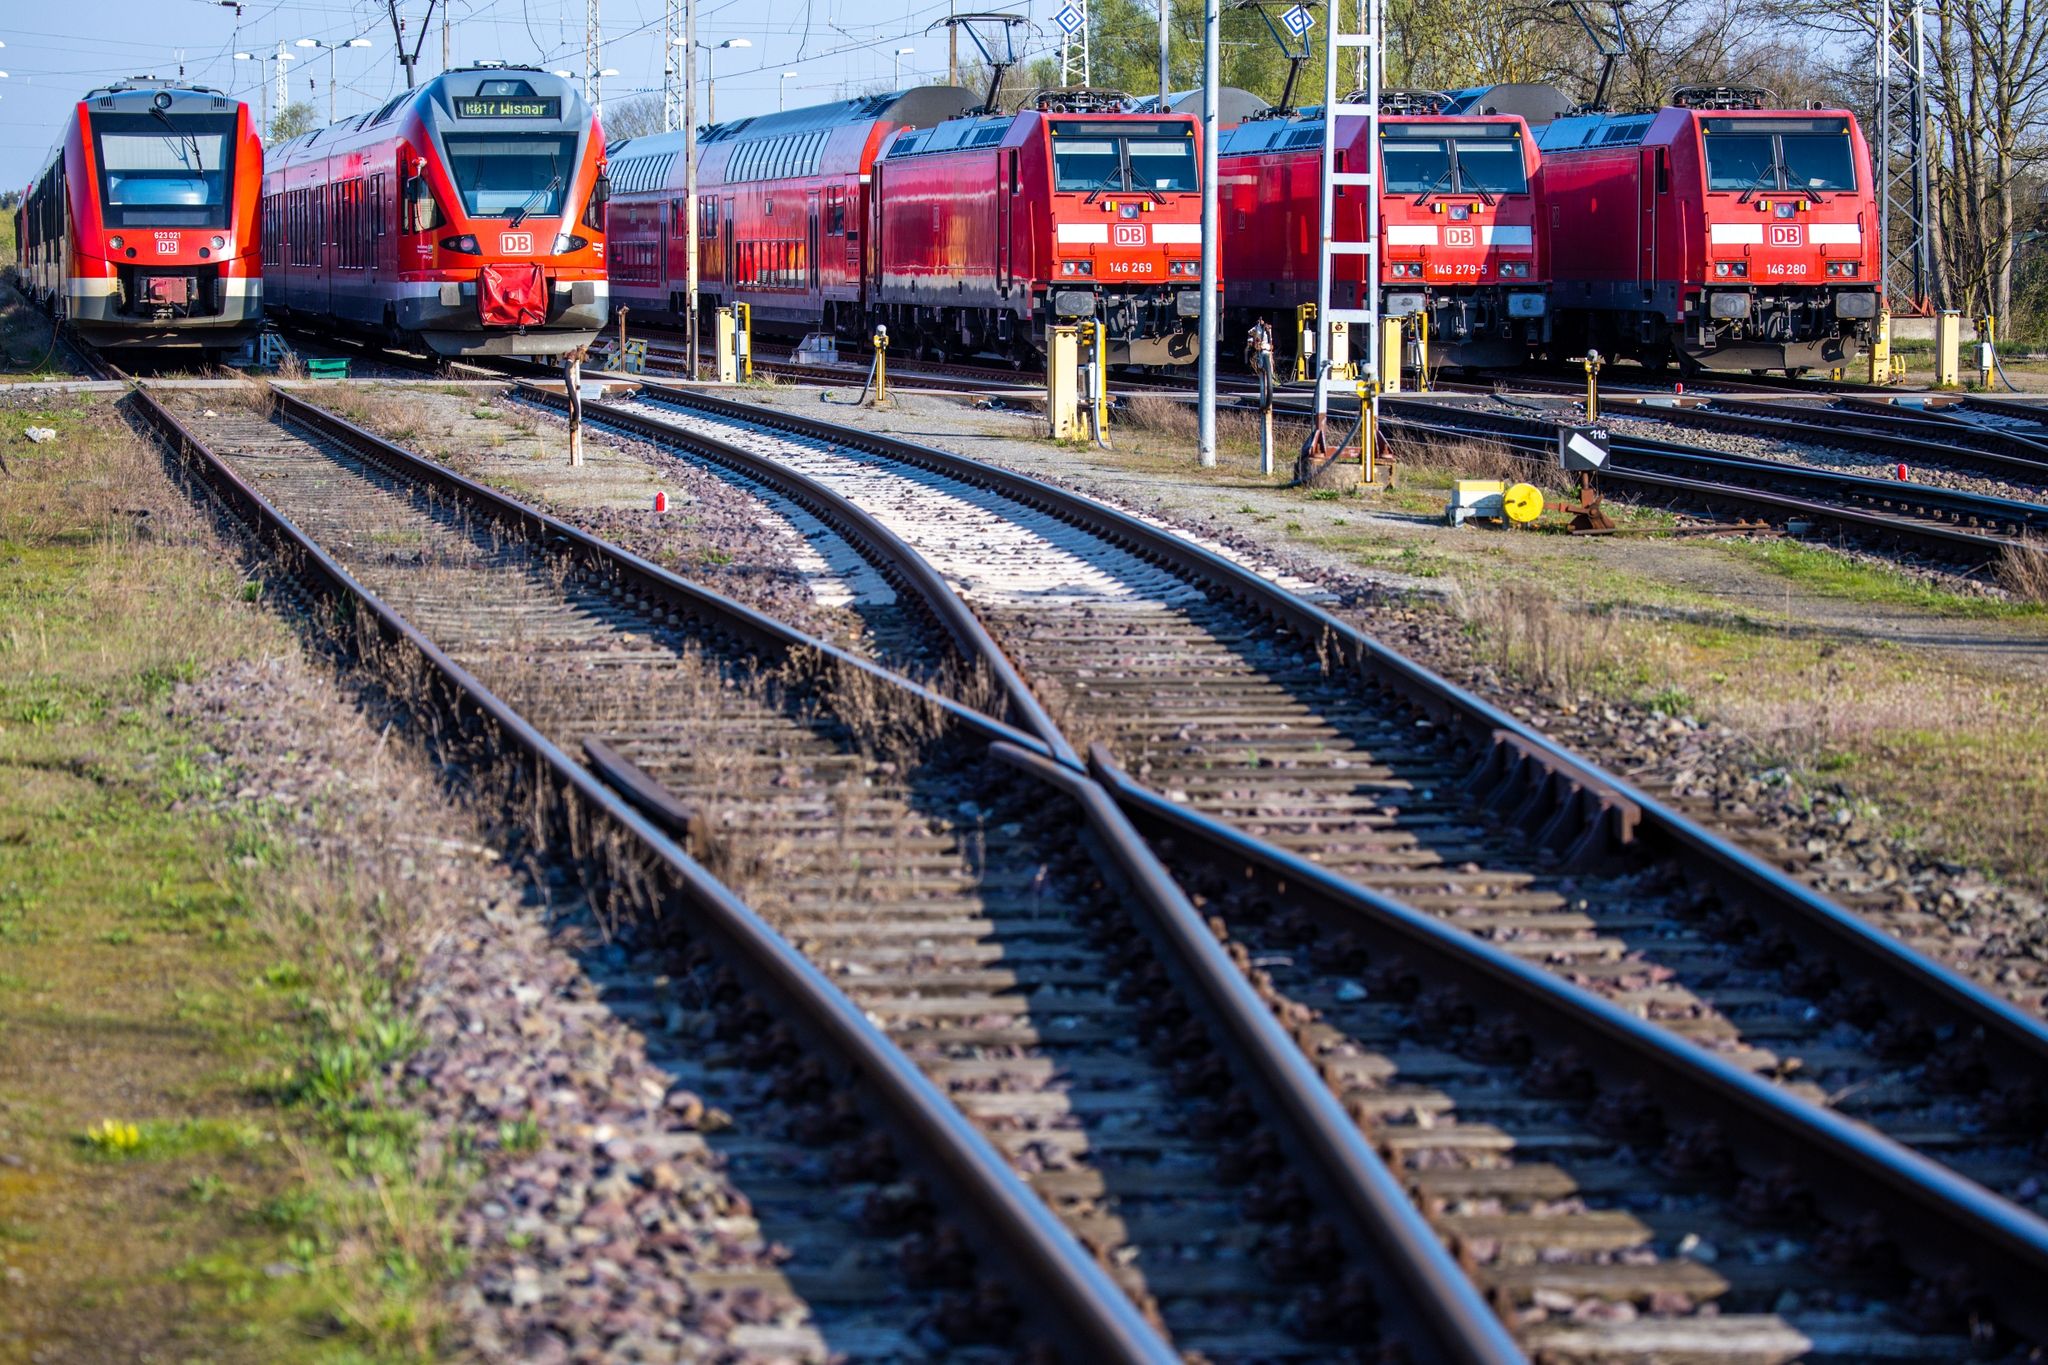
14, 78, 264, 356
1524, 85, 1881, 374
1218, 94, 1548, 370
261, 64, 608, 357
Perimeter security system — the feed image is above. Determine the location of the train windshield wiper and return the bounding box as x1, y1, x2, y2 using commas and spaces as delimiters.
149, 106, 205, 183
1735, 162, 1783, 204
1413, 165, 1454, 207
507, 159, 561, 229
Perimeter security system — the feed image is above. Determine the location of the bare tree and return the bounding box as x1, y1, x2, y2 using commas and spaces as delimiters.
603, 94, 667, 144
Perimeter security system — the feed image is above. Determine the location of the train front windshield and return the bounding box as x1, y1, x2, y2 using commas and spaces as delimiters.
1381, 124, 1528, 196
1051, 121, 1198, 192
92, 114, 235, 227
444, 134, 579, 216
1703, 118, 1857, 192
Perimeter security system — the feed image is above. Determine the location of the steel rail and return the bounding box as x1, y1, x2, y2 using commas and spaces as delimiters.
1962, 395, 2048, 426
629, 379, 2048, 1094
1610, 394, 2048, 481
1370, 402, 2036, 558
127, 380, 1178, 1365
167, 380, 1527, 1363
509, 379, 1076, 764
1087, 745, 2048, 1345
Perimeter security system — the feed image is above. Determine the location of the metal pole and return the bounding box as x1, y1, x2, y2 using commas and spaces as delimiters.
950, 0, 959, 85
1909, 0, 1932, 307
328, 45, 337, 123
1159, 0, 1170, 107
709, 52, 717, 124
1197, 0, 1220, 465
663, 0, 681, 131
685, 0, 700, 380
1877, 0, 1893, 306
275, 41, 288, 122
586, 0, 602, 117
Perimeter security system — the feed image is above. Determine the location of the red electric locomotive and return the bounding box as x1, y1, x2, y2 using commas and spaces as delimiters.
605, 85, 976, 335
262, 64, 609, 358
14, 79, 263, 357
872, 92, 1207, 365
1219, 92, 1548, 370
1525, 85, 1881, 374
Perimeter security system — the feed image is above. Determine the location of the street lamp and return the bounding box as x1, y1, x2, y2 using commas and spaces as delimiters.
781, 71, 798, 111
296, 35, 373, 123
894, 47, 914, 87
706, 38, 750, 124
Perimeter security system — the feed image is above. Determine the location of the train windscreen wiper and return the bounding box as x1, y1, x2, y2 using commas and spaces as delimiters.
149, 106, 206, 184
507, 159, 562, 230
1413, 165, 1454, 208
1735, 162, 1784, 204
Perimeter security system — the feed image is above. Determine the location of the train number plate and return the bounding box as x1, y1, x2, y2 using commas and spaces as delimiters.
501, 232, 536, 255
153, 233, 179, 254
1769, 224, 1804, 246
1113, 223, 1147, 246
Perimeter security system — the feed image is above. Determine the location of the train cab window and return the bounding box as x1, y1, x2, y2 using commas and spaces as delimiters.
1381, 140, 1452, 195
442, 134, 578, 216
1451, 141, 1528, 195
1048, 120, 1199, 191
1128, 140, 1197, 191
90, 112, 236, 227
1703, 118, 1856, 193
1051, 139, 1121, 192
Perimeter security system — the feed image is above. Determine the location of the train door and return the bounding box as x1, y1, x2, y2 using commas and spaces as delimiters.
807, 191, 820, 295
722, 198, 734, 291
999, 149, 1016, 295
1637, 146, 1661, 294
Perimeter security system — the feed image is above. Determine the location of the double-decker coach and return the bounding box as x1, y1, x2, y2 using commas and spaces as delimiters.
14, 79, 263, 357
605, 85, 976, 335
1524, 85, 1880, 375
1218, 92, 1548, 371
262, 64, 608, 357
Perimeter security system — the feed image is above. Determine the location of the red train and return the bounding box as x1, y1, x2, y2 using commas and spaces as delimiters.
1517, 85, 1881, 374
1218, 93, 1549, 370
261, 64, 609, 358
12, 78, 263, 357
606, 87, 1209, 365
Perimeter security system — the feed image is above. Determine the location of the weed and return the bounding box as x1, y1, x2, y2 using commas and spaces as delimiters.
498, 1117, 542, 1154
15, 697, 63, 727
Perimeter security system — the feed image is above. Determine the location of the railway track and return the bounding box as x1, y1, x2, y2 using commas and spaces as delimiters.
493, 376, 2048, 1356
1366, 396, 2041, 564
134, 380, 1520, 1362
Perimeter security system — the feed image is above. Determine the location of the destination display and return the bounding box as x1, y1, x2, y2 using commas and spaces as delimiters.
455, 96, 561, 118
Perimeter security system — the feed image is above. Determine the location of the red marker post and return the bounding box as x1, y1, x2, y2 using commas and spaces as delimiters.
653, 491, 669, 512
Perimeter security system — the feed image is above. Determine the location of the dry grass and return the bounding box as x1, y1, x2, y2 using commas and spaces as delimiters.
1385, 433, 1550, 486
1997, 540, 2048, 604
1452, 577, 1620, 702
1117, 391, 1265, 453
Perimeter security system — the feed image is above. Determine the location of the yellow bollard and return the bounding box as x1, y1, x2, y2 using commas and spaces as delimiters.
1380, 315, 1403, 395
1866, 306, 1892, 386
1415, 310, 1431, 392
734, 301, 752, 381
1979, 314, 1996, 388
1328, 319, 1352, 380
1046, 325, 1081, 439
1583, 348, 1603, 421
1090, 319, 1112, 446
715, 307, 738, 384
1934, 311, 1961, 388
1293, 302, 1317, 383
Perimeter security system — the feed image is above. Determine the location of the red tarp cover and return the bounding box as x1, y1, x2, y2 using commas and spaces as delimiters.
478, 262, 548, 327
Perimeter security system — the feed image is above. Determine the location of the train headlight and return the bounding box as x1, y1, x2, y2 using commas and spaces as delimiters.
108, 236, 124, 251
1498, 262, 1529, 279
1391, 261, 1423, 279
1060, 259, 1093, 277
1713, 260, 1749, 279
1168, 259, 1198, 277
438, 235, 482, 254
1826, 261, 1859, 277
210, 235, 227, 251
551, 233, 590, 254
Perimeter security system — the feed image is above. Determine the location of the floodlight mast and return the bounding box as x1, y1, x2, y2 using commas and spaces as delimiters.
930, 12, 1032, 112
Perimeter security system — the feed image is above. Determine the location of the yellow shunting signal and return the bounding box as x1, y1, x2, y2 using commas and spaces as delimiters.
1502, 483, 1546, 524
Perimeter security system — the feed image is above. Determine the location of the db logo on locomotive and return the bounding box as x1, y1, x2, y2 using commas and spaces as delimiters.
1113, 223, 1146, 246
1769, 223, 1803, 246
1445, 226, 1477, 247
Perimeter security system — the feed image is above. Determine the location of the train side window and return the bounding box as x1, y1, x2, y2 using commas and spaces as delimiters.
1655, 148, 1669, 194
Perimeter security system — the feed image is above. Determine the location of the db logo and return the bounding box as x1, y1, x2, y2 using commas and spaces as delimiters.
153, 233, 179, 254
501, 232, 535, 254
1445, 226, 1476, 247
1769, 223, 1803, 246
1113, 223, 1146, 246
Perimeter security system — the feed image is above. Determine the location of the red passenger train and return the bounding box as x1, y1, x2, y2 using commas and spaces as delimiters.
606, 87, 1210, 366
1218, 93, 1549, 370
262, 64, 609, 358
13, 79, 263, 357
1519, 85, 1881, 374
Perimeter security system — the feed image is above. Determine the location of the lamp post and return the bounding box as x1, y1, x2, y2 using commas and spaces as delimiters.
295, 35, 373, 124
233, 51, 265, 129
706, 38, 750, 124
894, 46, 914, 87
781, 71, 798, 111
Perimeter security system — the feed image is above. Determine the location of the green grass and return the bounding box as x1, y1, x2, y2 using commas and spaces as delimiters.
1727, 539, 2046, 617
0, 393, 464, 1360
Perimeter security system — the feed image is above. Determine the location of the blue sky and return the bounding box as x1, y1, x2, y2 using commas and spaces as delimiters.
3, 1, 1083, 186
